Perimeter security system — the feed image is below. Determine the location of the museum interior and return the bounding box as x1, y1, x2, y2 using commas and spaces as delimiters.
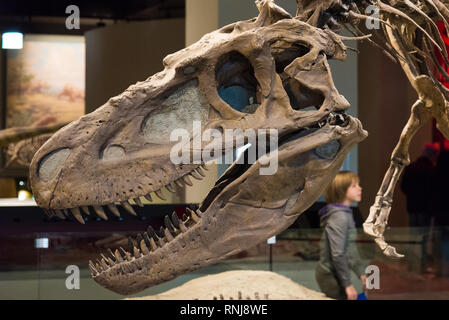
1, 0, 449, 300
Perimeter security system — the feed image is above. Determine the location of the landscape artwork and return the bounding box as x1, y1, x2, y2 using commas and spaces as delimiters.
4, 34, 85, 168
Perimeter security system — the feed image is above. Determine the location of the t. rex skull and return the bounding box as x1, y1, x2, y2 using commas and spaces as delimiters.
30, 0, 367, 295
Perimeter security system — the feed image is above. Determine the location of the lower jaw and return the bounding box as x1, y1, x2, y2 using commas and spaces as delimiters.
93, 218, 218, 295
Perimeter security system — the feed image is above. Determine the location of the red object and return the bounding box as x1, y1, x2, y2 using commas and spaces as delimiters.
433, 21, 449, 150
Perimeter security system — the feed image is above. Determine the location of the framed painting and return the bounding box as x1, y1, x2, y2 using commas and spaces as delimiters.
0, 34, 85, 177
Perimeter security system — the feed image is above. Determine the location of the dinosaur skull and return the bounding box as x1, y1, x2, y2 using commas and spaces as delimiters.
30, 1, 367, 295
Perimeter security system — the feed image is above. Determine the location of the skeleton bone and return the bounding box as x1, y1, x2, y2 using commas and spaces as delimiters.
0, 123, 66, 147
295, 0, 449, 257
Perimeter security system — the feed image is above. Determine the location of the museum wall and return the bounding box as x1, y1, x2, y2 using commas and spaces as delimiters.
85, 19, 185, 113
358, 41, 433, 227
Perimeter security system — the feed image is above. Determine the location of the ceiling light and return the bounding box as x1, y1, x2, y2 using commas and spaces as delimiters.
2, 32, 23, 49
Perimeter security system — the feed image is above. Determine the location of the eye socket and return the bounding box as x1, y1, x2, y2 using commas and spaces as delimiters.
271, 41, 323, 111
215, 51, 260, 114
37, 148, 70, 182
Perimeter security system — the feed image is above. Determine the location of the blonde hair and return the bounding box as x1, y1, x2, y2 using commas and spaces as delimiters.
325, 171, 359, 204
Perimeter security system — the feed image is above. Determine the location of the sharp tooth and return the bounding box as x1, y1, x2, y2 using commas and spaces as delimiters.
101, 253, 114, 266
164, 215, 176, 234
137, 234, 149, 254
154, 189, 166, 200
195, 167, 206, 177
187, 208, 200, 223
81, 206, 91, 215
144, 232, 158, 251
174, 179, 185, 188
142, 232, 150, 247
133, 246, 141, 258
147, 225, 158, 241
89, 260, 98, 276
165, 183, 176, 193
107, 204, 121, 217
196, 209, 203, 217
191, 213, 200, 223
148, 225, 165, 246
189, 171, 203, 180
121, 201, 137, 216
157, 227, 166, 246
144, 193, 153, 202
183, 175, 193, 186
139, 239, 150, 255
93, 206, 108, 220
134, 197, 144, 207
114, 249, 124, 262
164, 228, 174, 241
100, 258, 109, 270
55, 210, 66, 220
158, 226, 165, 238
171, 211, 180, 229
107, 248, 116, 260
63, 209, 70, 217
95, 262, 103, 272
178, 220, 188, 232
119, 247, 132, 261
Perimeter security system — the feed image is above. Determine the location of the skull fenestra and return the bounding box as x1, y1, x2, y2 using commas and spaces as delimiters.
29, 1, 367, 295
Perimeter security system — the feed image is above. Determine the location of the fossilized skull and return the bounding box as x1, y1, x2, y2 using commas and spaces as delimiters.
30, 1, 367, 295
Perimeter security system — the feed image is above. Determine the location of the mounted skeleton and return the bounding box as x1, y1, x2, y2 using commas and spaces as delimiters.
295, 0, 449, 257
0, 123, 67, 168
26, 0, 449, 295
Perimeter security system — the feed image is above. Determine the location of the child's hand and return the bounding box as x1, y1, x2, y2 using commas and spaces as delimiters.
345, 285, 358, 300
360, 275, 367, 291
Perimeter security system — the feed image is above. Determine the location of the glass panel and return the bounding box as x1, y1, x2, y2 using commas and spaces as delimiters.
1, 201, 449, 299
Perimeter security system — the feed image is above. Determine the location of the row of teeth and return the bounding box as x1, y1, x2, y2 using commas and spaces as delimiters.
46, 164, 208, 224
318, 113, 348, 128
89, 207, 203, 276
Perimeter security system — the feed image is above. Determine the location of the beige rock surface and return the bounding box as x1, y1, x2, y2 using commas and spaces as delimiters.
127, 270, 330, 300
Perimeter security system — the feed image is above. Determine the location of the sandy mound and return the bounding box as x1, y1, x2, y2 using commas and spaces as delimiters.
127, 270, 330, 300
